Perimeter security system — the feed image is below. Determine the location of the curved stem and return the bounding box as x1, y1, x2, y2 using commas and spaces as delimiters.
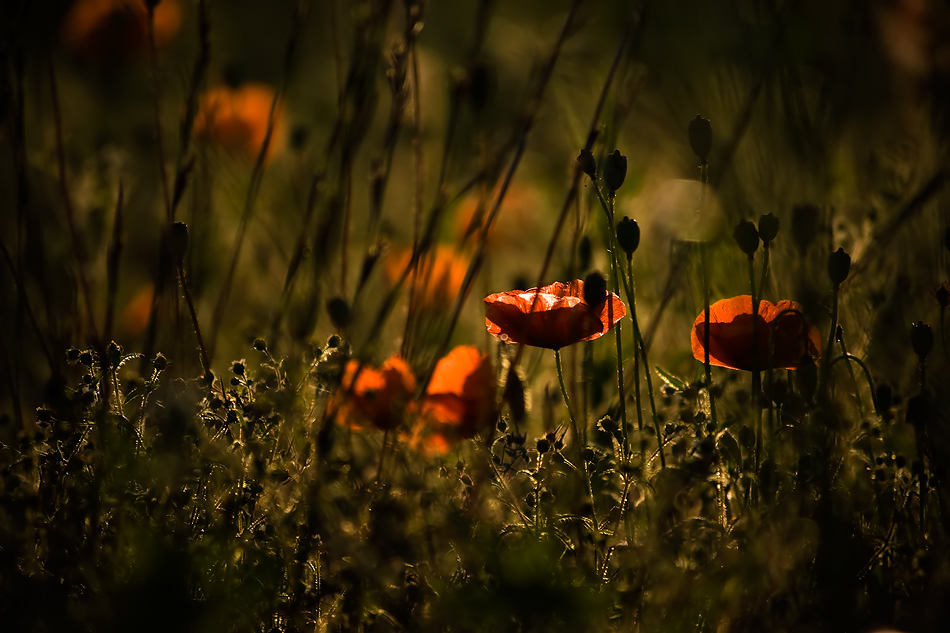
828, 353, 880, 416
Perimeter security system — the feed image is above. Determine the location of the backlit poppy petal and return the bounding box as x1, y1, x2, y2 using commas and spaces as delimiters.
330, 356, 416, 431
691, 295, 821, 371
411, 346, 495, 454
194, 84, 284, 161
484, 280, 625, 350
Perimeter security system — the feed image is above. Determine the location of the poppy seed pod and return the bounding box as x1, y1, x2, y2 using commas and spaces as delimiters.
576, 149, 596, 178
616, 217, 641, 258
911, 321, 933, 360
583, 271, 608, 309
733, 220, 759, 258
758, 213, 779, 244
827, 248, 851, 286
603, 150, 627, 193
688, 115, 712, 162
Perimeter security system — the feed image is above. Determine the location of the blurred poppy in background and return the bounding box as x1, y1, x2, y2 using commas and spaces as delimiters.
386, 246, 469, 311
412, 346, 495, 454
62, 0, 182, 61
193, 83, 284, 160
484, 280, 626, 350
691, 295, 821, 371
329, 356, 416, 431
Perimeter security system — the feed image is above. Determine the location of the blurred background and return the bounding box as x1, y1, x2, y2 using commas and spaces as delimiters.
1, 0, 949, 418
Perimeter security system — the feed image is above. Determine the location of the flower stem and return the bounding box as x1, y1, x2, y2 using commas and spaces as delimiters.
607, 194, 629, 461
555, 348, 578, 452
748, 256, 762, 485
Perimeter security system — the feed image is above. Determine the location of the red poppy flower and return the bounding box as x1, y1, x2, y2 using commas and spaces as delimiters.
691, 295, 821, 371
410, 346, 495, 454
484, 280, 626, 350
63, 0, 182, 61
193, 84, 284, 161
329, 356, 416, 431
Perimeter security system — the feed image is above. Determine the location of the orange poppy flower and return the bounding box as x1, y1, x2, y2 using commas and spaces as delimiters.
411, 346, 495, 454
385, 246, 469, 310
63, 0, 182, 61
691, 295, 821, 371
193, 83, 284, 160
455, 183, 543, 250
329, 356, 416, 431
484, 280, 626, 350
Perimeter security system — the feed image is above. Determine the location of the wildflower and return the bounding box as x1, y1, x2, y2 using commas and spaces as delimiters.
691, 295, 821, 371
62, 0, 182, 62
412, 346, 495, 454
484, 279, 626, 350
329, 356, 416, 431
193, 83, 284, 160
385, 246, 469, 310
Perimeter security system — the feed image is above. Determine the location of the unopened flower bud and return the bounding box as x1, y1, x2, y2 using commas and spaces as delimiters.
536, 438, 550, 454
827, 247, 851, 286
935, 283, 950, 308
733, 220, 759, 258
253, 338, 268, 352
152, 353, 167, 372
326, 297, 352, 330
583, 271, 607, 309
576, 149, 596, 178
688, 115, 712, 162
911, 321, 933, 360
758, 212, 779, 244
615, 216, 640, 258
603, 150, 627, 193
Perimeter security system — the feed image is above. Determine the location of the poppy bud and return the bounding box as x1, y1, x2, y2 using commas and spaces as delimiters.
467, 63, 492, 114
503, 367, 526, 422
758, 212, 779, 244
576, 148, 597, 178
170, 222, 189, 265
827, 247, 851, 286
107, 341, 122, 367
577, 235, 592, 272
688, 115, 712, 162
732, 219, 759, 258
326, 297, 352, 330
790, 203, 819, 254
935, 283, 950, 308
615, 216, 641, 258
603, 150, 627, 193
583, 271, 607, 308
911, 321, 933, 360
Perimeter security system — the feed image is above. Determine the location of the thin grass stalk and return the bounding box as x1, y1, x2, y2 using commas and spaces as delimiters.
48, 57, 100, 345
146, 4, 172, 222
416, 0, 587, 394
0, 238, 56, 374
103, 185, 124, 344
209, 0, 310, 361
